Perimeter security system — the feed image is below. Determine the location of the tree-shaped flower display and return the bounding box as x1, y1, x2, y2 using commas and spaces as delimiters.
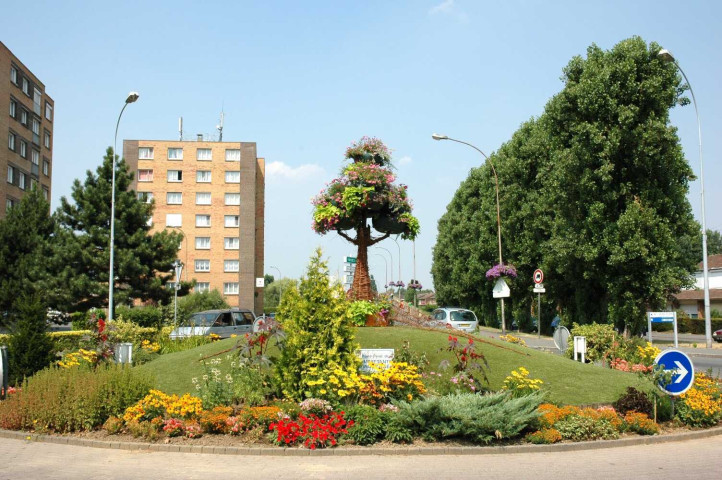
312, 137, 420, 300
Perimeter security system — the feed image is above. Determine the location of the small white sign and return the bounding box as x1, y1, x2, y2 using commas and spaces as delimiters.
255, 277, 265, 288
492, 277, 511, 298
357, 349, 394, 373
533, 283, 546, 293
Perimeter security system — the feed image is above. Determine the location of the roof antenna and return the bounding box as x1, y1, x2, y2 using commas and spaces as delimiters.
216, 108, 224, 142
179, 116, 183, 141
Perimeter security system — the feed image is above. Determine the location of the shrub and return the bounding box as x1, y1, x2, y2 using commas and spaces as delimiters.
526, 428, 562, 444
555, 414, 619, 441
103, 416, 124, 435
269, 411, 352, 449
106, 318, 157, 346
6, 294, 55, 384
0, 364, 153, 432
623, 412, 659, 435
343, 404, 387, 445
565, 323, 618, 362
676, 373, 722, 427
114, 306, 164, 329
613, 387, 654, 417
126, 420, 161, 440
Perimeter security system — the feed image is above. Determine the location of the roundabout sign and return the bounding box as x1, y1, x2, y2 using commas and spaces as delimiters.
653, 349, 695, 396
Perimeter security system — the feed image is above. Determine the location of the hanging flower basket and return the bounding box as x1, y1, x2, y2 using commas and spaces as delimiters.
485, 263, 517, 281
372, 215, 406, 234
408, 280, 423, 290
335, 216, 356, 231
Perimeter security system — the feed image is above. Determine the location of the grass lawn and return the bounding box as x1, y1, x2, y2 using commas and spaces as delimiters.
140, 326, 650, 405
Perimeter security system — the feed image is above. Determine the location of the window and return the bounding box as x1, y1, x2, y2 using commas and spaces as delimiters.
6, 198, 16, 211
165, 214, 182, 227
195, 214, 211, 227
195, 237, 210, 250
167, 148, 183, 160
225, 171, 240, 183
8, 132, 15, 151
225, 149, 241, 162
31, 150, 39, 166
138, 169, 154, 182
10, 66, 18, 84
19, 140, 27, 158
194, 259, 210, 272
20, 109, 28, 126
147, 216, 153, 227
33, 88, 42, 115
224, 193, 240, 205
197, 148, 212, 161
7, 165, 14, 183
42, 159, 49, 176
42, 187, 49, 201
32, 118, 40, 135
45, 102, 52, 121
224, 237, 239, 250
196, 170, 211, 183
30, 178, 37, 190
166, 192, 182, 204
22, 77, 29, 95
167, 170, 183, 182
194, 282, 210, 293
137, 192, 154, 203
196, 192, 211, 205
224, 215, 239, 227
223, 282, 239, 295
44, 131, 51, 149
224, 260, 239, 272
138, 147, 154, 159
9, 99, 16, 118
19, 173, 26, 190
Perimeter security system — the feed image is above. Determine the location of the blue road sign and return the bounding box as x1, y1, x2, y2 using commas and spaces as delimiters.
648, 311, 675, 324
653, 349, 695, 396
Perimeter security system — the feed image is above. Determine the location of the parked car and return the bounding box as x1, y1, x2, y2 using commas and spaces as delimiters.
169, 308, 258, 339
430, 307, 479, 333
714, 328, 722, 343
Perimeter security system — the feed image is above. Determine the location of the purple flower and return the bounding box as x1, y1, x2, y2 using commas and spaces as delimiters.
485, 263, 517, 280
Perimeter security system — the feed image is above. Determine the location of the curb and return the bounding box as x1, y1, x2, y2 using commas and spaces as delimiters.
1, 426, 721, 456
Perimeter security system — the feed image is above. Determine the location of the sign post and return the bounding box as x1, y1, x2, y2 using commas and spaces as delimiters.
0, 346, 8, 400
654, 349, 695, 396
533, 269, 544, 339
648, 311, 678, 347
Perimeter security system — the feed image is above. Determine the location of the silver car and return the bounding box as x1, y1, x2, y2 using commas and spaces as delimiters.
431, 308, 479, 333
169, 308, 257, 339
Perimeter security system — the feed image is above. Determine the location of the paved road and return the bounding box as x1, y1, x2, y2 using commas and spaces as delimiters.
1, 435, 720, 480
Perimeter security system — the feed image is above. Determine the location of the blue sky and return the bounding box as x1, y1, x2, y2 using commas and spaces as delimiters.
5, 0, 721, 291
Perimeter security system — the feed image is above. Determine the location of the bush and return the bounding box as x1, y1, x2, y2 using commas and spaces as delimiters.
525, 428, 562, 444
555, 414, 619, 441
612, 387, 654, 417
0, 364, 153, 432
174, 290, 230, 325
676, 373, 722, 427
623, 412, 659, 435
344, 404, 387, 445
103, 416, 124, 435
6, 294, 55, 385
114, 306, 163, 329
565, 323, 618, 362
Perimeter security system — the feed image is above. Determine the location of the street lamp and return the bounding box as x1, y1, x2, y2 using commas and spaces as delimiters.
269, 265, 282, 305
374, 246, 394, 289
167, 226, 188, 280
391, 237, 403, 293
372, 254, 389, 288
173, 259, 184, 326
658, 49, 712, 348
432, 133, 508, 333
109, 92, 139, 323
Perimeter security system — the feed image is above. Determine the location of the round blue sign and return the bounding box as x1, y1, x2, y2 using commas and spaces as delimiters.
653, 349, 695, 396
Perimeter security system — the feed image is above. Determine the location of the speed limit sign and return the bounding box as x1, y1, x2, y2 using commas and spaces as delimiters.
533, 269, 544, 285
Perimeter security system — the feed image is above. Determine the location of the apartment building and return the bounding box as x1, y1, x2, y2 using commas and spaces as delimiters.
1, 41, 53, 217
123, 139, 265, 313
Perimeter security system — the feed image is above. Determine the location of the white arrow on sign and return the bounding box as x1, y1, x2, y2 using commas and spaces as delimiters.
673, 361, 689, 384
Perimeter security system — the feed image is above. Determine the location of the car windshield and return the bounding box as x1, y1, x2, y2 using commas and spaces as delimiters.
450, 310, 475, 322
187, 312, 218, 326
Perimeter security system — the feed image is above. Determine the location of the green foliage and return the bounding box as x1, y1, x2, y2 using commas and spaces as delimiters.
174, 289, 229, 325
51, 148, 182, 313
564, 322, 618, 362
263, 278, 298, 311
555, 414, 619, 441
6, 294, 55, 385
106, 318, 157, 346
432, 37, 699, 334
348, 300, 383, 326
612, 387, 654, 417
273, 249, 360, 401
115, 305, 163, 328
342, 404, 387, 445
389, 391, 542, 444
0, 364, 153, 432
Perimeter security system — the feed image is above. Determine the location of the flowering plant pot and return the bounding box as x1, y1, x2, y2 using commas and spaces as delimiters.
334, 216, 356, 231
372, 215, 406, 235
365, 313, 388, 327
485, 263, 517, 281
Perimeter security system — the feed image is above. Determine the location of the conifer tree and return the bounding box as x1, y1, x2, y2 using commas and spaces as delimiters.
7, 293, 55, 384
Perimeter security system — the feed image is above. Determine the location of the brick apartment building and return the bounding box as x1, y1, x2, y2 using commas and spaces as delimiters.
1, 41, 53, 217
123, 139, 265, 313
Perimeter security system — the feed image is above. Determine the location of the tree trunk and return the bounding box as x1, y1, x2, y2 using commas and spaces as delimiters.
349, 224, 373, 301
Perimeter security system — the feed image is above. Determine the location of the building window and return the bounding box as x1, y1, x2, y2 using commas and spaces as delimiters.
8, 132, 16, 151
6, 198, 16, 211
194, 282, 210, 293
197, 148, 212, 161
138, 169, 154, 182
165, 213, 182, 227
166, 192, 182, 205
196, 170, 211, 183
194, 259, 210, 272
224, 193, 240, 205
196, 192, 211, 205
9, 99, 16, 118
19, 140, 27, 158
30, 178, 37, 190
147, 216, 153, 227
10, 66, 18, 84
195, 237, 211, 250
167, 170, 183, 182
42, 159, 49, 176
42, 187, 49, 200
225, 149, 241, 162
167, 148, 183, 160
224, 260, 239, 272
223, 282, 239, 295
20, 109, 28, 126
45, 102, 52, 121
7, 165, 15, 183
224, 237, 239, 250
137, 192, 154, 203
138, 147, 154, 159
33, 88, 42, 115
31, 150, 39, 166
225, 171, 240, 183
22, 77, 29, 96
224, 215, 239, 227
19, 173, 26, 190
195, 214, 211, 227
32, 118, 40, 136
44, 131, 51, 149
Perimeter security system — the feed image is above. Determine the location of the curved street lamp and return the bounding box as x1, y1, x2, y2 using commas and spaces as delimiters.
658, 49, 712, 348
391, 237, 402, 291
374, 246, 394, 289
432, 133, 507, 334
166, 225, 188, 281
372, 254, 389, 288
269, 265, 283, 305
109, 92, 139, 322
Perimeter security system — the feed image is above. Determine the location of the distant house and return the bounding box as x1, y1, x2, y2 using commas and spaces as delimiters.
417, 292, 436, 306
671, 254, 722, 318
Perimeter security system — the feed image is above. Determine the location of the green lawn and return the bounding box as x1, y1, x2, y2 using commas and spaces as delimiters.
140, 327, 650, 405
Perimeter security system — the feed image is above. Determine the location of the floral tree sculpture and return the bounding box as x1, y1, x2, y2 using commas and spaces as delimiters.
312, 137, 420, 301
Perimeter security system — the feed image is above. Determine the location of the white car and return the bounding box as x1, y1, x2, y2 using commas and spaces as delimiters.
431, 308, 479, 333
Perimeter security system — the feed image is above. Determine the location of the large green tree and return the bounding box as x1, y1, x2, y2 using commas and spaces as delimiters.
432, 37, 699, 334
52, 148, 182, 313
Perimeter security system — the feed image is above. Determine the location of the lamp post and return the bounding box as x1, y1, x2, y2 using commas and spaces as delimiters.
270, 265, 282, 306
374, 246, 394, 289
172, 259, 184, 326
432, 133, 507, 334
167, 226, 188, 281
658, 49, 712, 348
109, 92, 139, 323
372, 254, 389, 288
392, 237, 403, 294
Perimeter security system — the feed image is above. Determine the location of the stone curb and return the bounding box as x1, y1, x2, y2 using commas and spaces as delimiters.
1, 426, 721, 456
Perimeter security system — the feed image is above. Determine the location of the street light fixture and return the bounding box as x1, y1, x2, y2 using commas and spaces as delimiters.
432, 133, 508, 334
392, 237, 403, 293
375, 246, 394, 289
372, 254, 389, 287
108, 91, 139, 323
269, 265, 282, 305
172, 260, 183, 326
658, 49, 712, 349
167, 226, 188, 281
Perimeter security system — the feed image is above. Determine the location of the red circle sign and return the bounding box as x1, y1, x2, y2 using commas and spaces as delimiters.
533, 269, 544, 284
